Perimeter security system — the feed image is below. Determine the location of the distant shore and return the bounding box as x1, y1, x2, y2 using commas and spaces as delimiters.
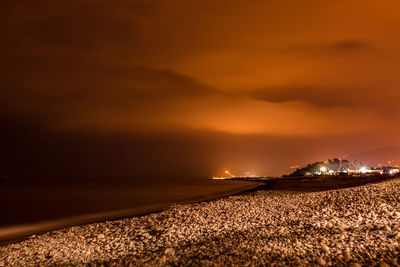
1, 176, 400, 266
225, 174, 399, 191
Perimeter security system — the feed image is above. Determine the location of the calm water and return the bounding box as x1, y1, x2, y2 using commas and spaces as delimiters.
0, 178, 259, 227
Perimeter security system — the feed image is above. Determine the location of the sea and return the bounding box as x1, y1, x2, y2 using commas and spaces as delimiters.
0, 177, 260, 241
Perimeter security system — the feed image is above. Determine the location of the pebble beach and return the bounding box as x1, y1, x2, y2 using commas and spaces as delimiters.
1, 178, 400, 266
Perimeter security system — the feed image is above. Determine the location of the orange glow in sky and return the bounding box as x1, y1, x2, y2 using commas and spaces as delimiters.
1, 0, 400, 177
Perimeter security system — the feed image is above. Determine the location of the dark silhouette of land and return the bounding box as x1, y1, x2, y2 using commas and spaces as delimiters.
223, 174, 399, 192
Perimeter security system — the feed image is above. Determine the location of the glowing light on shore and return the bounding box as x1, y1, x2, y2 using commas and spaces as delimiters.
359, 167, 369, 174
320, 166, 327, 173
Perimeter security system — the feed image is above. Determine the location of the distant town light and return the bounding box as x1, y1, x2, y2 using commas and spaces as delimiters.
359, 167, 369, 174
320, 166, 327, 173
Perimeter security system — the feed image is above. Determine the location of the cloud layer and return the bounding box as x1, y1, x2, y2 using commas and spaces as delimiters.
1, 0, 400, 177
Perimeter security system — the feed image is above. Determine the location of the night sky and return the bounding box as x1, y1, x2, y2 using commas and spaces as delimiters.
1, 1, 400, 179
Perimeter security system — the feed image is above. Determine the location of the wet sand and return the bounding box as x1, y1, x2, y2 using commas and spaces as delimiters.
1, 177, 400, 266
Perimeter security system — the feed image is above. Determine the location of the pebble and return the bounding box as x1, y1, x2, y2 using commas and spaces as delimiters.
337, 225, 345, 232
165, 248, 175, 256
343, 251, 352, 261
97, 234, 105, 239
159, 256, 166, 265
316, 257, 326, 265
321, 244, 330, 253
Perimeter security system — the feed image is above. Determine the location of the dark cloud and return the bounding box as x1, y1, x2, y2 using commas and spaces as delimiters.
288, 39, 370, 55
245, 85, 400, 114
0, 59, 224, 131
331, 40, 367, 51
246, 86, 355, 107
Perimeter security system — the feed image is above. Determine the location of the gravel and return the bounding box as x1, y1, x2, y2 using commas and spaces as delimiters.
1, 178, 400, 266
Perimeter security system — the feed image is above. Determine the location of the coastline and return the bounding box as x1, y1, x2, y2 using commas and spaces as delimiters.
2, 177, 400, 266
0, 181, 263, 246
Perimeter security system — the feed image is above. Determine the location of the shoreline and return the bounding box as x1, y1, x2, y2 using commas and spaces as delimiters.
1, 175, 396, 246
1, 178, 400, 265
0, 182, 263, 246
